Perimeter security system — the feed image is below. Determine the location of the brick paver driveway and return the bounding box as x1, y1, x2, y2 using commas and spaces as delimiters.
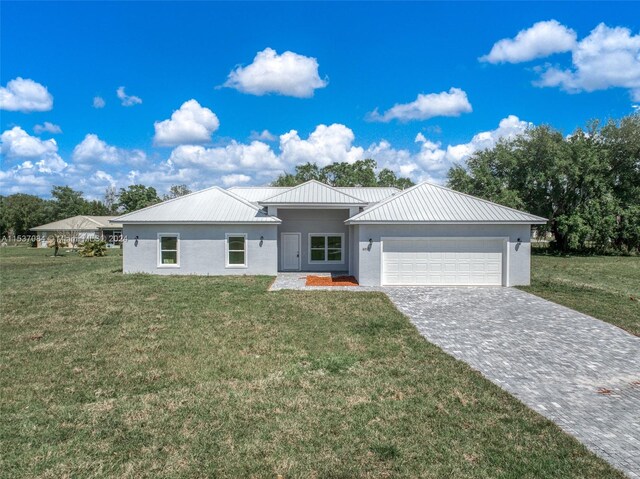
384, 287, 640, 478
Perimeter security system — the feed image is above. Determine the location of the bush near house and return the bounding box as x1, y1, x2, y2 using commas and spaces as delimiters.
78, 239, 108, 257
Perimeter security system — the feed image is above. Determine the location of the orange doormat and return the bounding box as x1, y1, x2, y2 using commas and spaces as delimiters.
305, 275, 359, 286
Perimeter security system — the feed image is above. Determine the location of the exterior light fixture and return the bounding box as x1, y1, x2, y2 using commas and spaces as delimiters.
260, 235, 264, 247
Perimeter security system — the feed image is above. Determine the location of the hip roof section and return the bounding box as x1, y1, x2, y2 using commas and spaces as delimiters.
229, 185, 400, 204
112, 186, 281, 224
32, 215, 122, 231
346, 182, 548, 224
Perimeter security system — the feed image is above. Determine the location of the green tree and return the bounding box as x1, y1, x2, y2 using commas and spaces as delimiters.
163, 184, 192, 200
447, 115, 640, 253
272, 159, 414, 188
50, 186, 89, 219
2, 194, 50, 235
117, 185, 160, 213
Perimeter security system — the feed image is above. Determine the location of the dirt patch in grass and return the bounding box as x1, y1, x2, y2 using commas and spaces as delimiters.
305, 275, 359, 286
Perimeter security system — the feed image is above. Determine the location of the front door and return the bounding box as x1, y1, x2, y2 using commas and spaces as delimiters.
281, 233, 301, 271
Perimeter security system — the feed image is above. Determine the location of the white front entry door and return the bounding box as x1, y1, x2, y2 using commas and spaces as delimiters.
382, 238, 504, 286
281, 233, 301, 271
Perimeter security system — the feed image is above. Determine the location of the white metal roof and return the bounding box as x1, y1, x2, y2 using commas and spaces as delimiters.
227, 187, 291, 202
335, 187, 400, 204
228, 185, 399, 204
32, 215, 122, 231
259, 180, 367, 206
346, 182, 548, 224
112, 187, 281, 224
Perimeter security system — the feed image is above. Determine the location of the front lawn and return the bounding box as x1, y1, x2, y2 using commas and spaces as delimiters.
522, 253, 640, 336
0, 247, 623, 478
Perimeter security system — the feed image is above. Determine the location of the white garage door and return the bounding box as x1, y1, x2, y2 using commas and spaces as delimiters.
382, 238, 503, 286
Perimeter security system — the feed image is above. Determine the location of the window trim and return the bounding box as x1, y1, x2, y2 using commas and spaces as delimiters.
308, 233, 345, 264
225, 233, 248, 268
157, 233, 180, 268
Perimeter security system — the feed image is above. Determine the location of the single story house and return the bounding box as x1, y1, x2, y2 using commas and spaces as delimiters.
112, 180, 546, 286
32, 215, 123, 247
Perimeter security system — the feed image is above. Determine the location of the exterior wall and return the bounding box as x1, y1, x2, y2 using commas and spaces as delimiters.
355, 223, 532, 287
121, 224, 278, 275
350, 225, 359, 279
276, 209, 350, 272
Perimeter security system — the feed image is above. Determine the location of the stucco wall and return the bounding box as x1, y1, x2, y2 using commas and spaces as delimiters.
122, 224, 278, 275
276, 209, 351, 272
354, 223, 532, 287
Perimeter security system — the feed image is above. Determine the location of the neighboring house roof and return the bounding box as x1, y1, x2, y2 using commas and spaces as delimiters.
259, 180, 368, 206
346, 182, 548, 224
111, 186, 281, 224
32, 215, 122, 231
227, 187, 291, 202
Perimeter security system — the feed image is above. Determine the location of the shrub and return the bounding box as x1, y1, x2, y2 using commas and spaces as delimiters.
78, 240, 107, 257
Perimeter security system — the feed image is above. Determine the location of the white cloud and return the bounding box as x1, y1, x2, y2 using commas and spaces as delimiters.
224, 48, 328, 98
221, 174, 252, 186
33, 122, 62, 134
250, 129, 277, 142
93, 96, 106, 108
364, 115, 531, 184
72, 134, 147, 169
1, 117, 533, 198
1, 126, 59, 159
0, 126, 67, 175
169, 140, 280, 172
0, 77, 53, 112
536, 23, 640, 101
279, 124, 364, 167
116, 86, 142, 106
480, 20, 577, 64
153, 99, 220, 146
367, 88, 472, 122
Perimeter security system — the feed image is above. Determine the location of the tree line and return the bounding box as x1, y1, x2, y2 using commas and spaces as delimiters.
0, 184, 191, 236
271, 159, 415, 189
2, 113, 638, 252
448, 113, 640, 253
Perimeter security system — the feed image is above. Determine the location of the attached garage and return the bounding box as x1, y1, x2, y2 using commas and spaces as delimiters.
382, 238, 504, 286
346, 182, 547, 287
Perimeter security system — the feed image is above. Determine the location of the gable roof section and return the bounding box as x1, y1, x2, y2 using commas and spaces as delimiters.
259, 180, 367, 206
112, 186, 281, 224
346, 182, 547, 224
227, 186, 291, 202
32, 215, 122, 231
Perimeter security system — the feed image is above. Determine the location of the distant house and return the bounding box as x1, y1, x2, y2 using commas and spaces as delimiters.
32, 216, 123, 248
112, 180, 547, 286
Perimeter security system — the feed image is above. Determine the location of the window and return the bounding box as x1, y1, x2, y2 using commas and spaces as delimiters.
309, 234, 343, 263
226, 234, 247, 267
158, 233, 179, 267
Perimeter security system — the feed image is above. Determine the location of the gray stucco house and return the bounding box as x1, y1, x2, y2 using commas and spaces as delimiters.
112, 180, 546, 286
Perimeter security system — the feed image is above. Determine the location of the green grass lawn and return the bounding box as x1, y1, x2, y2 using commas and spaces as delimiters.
0, 248, 623, 478
522, 253, 640, 336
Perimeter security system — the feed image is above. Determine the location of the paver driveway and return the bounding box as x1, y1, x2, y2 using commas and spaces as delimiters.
384, 287, 640, 478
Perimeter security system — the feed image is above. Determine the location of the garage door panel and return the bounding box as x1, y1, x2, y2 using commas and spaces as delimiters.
383, 239, 503, 286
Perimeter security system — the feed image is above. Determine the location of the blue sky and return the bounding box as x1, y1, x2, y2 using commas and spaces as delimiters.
1, 1, 639, 198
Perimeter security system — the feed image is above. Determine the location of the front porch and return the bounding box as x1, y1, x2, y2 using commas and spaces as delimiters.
269, 271, 374, 291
